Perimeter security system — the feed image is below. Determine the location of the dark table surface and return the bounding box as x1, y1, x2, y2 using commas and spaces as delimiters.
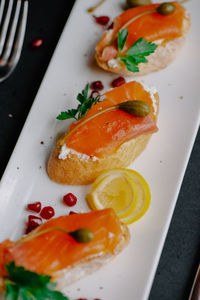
0, 1, 199, 299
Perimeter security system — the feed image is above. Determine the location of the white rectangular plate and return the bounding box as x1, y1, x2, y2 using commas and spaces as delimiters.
0, 0, 199, 299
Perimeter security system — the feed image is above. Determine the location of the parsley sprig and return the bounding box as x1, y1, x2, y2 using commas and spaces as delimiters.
4, 261, 68, 300
117, 29, 157, 72
57, 83, 100, 120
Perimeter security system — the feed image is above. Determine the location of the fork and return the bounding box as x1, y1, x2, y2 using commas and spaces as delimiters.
0, 0, 28, 82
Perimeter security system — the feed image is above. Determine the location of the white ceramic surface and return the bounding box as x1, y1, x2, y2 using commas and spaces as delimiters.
0, 0, 199, 299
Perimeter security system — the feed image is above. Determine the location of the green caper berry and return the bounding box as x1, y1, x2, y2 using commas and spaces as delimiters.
157, 2, 176, 16
126, 0, 152, 8
119, 100, 151, 117
70, 228, 94, 243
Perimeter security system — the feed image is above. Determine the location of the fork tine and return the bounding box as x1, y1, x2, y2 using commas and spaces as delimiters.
0, 0, 6, 24
9, 0, 28, 68
2, 0, 22, 61
0, 0, 14, 56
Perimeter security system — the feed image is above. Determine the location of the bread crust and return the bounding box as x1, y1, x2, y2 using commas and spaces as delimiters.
47, 92, 159, 185
95, 13, 190, 77
53, 223, 130, 289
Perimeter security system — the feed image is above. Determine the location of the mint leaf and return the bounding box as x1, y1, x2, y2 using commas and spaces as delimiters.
4, 262, 69, 300
118, 29, 128, 52
57, 109, 78, 120
120, 56, 139, 72
125, 37, 157, 58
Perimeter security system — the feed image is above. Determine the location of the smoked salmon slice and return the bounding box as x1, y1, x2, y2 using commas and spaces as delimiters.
66, 81, 158, 157
0, 209, 125, 277
97, 1, 185, 61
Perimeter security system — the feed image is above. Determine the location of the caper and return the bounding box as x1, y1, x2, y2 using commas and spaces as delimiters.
126, 0, 152, 8
69, 228, 94, 243
157, 2, 176, 16
118, 100, 151, 117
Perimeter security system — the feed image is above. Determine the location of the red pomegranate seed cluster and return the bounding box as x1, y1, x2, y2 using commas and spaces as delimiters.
63, 193, 77, 207
90, 80, 104, 91
26, 201, 55, 233
40, 206, 55, 219
90, 81, 103, 101
26, 193, 78, 233
69, 211, 77, 215
90, 90, 100, 99
26, 215, 42, 234
27, 202, 41, 213
32, 38, 43, 48
93, 15, 110, 26
111, 76, 126, 88
107, 21, 114, 30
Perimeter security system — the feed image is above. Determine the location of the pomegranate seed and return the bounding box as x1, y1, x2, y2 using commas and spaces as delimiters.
26, 215, 42, 234
27, 202, 41, 213
69, 211, 77, 215
107, 22, 114, 30
90, 90, 100, 99
77, 299, 87, 300
40, 206, 55, 220
32, 38, 43, 48
90, 81, 104, 91
94, 15, 110, 26
111, 77, 126, 88
63, 193, 77, 207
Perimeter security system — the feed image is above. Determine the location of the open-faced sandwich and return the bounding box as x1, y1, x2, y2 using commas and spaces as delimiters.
47, 81, 159, 185
95, 1, 190, 76
0, 209, 129, 298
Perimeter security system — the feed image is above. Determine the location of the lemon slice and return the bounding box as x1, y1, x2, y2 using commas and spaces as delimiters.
87, 168, 151, 224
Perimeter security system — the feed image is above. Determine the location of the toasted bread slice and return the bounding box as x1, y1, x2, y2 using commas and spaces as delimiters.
47, 84, 159, 185
95, 8, 190, 76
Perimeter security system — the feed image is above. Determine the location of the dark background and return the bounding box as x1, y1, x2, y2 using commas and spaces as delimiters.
0, 1, 199, 299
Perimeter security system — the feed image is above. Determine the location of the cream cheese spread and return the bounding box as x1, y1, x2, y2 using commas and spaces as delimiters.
143, 85, 158, 115
59, 144, 99, 161
107, 58, 120, 69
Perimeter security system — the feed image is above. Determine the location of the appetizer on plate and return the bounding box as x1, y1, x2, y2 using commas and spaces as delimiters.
47, 81, 159, 185
95, 1, 190, 76
0, 209, 129, 294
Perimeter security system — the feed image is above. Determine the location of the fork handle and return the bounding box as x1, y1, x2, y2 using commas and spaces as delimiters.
189, 264, 200, 300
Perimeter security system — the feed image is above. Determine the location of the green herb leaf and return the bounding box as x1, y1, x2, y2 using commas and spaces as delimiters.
117, 31, 157, 73
5, 281, 18, 300
120, 56, 139, 73
83, 83, 89, 100
118, 29, 128, 52
125, 37, 157, 58
4, 262, 68, 300
57, 83, 100, 121
57, 109, 78, 120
